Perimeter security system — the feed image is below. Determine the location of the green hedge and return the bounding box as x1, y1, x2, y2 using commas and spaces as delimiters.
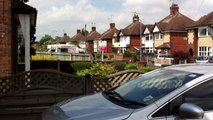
111, 61, 126, 71
71, 62, 93, 73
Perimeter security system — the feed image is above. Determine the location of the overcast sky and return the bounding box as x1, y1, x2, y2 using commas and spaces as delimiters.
27, 0, 213, 41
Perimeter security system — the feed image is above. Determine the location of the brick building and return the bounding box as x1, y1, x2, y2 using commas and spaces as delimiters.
0, 0, 37, 77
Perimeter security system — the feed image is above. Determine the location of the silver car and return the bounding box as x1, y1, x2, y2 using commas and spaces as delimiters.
42, 64, 213, 120
195, 56, 213, 64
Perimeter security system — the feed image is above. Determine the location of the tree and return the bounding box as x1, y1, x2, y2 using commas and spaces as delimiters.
80, 28, 89, 36
39, 34, 53, 45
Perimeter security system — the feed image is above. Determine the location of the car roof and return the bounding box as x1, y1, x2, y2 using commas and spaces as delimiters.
164, 64, 213, 74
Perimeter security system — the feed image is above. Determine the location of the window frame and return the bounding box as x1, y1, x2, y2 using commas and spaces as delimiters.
198, 46, 212, 56
198, 27, 212, 37
150, 77, 213, 119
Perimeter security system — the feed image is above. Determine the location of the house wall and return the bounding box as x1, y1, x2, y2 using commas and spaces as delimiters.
86, 41, 94, 53
198, 36, 213, 47
154, 33, 170, 47
0, 0, 12, 77
170, 32, 188, 54
130, 36, 140, 52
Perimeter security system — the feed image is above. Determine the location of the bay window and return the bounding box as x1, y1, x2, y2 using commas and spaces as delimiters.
199, 46, 212, 56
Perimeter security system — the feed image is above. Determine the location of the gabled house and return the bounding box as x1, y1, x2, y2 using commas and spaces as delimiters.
0, 0, 37, 76
100, 23, 119, 54
118, 14, 145, 54
152, 4, 194, 65
187, 11, 213, 57
58, 33, 72, 44
85, 26, 101, 53
71, 29, 86, 52
142, 24, 154, 54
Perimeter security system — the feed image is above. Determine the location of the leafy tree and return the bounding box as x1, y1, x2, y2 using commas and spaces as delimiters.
81, 28, 89, 36
39, 34, 53, 45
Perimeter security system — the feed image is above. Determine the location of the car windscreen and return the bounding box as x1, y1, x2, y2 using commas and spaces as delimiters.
114, 69, 202, 107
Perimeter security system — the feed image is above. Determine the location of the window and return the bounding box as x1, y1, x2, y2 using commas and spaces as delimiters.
154, 33, 163, 40
114, 37, 119, 43
198, 27, 212, 37
152, 79, 213, 118
199, 46, 212, 56
143, 47, 153, 53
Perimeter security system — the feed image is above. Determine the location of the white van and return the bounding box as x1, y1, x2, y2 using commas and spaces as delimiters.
42, 64, 213, 120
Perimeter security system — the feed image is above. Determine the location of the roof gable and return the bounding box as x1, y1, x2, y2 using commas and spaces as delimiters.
189, 11, 213, 28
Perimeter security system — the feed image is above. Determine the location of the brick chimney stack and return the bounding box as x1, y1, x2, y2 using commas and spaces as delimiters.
170, 4, 179, 15
64, 33, 67, 36
91, 27, 96, 32
77, 29, 81, 33
133, 14, 139, 23
110, 23, 115, 29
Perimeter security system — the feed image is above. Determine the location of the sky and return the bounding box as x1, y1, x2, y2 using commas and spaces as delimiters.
26, 0, 213, 41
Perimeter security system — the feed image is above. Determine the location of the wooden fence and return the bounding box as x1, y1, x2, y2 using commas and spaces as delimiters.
0, 69, 143, 120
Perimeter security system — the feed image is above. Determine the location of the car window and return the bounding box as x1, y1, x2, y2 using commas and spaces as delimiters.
152, 79, 213, 118
114, 69, 202, 107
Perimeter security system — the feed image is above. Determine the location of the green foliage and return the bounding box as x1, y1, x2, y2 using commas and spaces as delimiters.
139, 67, 155, 73
39, 34, 53, 45
80, 28, 89, 36
125, 63, 138, 70
77, 63, 117, 76
76, 69, 90, 76
123, 50, 132, 57
96, 52, 108, 59
31, 55, 57, 61
111, 61, 126, 71
123, 50, 137, 58
71, 62, 93, 73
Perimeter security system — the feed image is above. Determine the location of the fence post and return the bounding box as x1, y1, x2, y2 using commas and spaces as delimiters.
85, 74, 92, 95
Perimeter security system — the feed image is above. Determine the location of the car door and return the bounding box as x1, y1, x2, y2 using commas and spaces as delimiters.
149, 78, 213, 120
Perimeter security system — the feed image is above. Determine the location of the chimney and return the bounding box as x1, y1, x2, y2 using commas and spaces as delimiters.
110, 23, 115, 29
77, 29, 81, 33
91, 27, 96, 32
64, 33, 67, 36
170, 4, 179, 15
133, 14, 139, 22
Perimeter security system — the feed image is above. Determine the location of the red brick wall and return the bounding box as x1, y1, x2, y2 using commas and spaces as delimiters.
0, 0, 12, 77
170, 32, 189, 54
130, 36, 140, 53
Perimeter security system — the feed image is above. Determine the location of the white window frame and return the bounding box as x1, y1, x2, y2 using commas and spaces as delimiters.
143, 47, 153, 53
198, 27, 212, 37
198, 46, 212, 56
154, 33, 163, 40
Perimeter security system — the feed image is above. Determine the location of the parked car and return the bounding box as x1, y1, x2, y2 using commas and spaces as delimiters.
195, 56, 213, 63
42, 64, 213, 120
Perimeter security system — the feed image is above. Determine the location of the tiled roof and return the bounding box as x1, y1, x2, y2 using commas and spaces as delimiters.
156, 42, 170, 49
71, 30, 86, 42
100, 23, 119, 39
189, 11, 213, 28
85, 27, 101, 41
58, 33, 72, 43
121, 21, 145, 35
120, 14, 145, 36
156, 4, 194, 32
145, 24, 154, 33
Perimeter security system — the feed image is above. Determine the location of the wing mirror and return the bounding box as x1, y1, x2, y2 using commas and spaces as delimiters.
179, 103, 204, 119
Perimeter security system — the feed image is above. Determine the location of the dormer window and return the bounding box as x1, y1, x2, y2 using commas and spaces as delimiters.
198, 27, 212, 37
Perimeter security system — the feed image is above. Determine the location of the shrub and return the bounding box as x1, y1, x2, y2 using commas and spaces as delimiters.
76, 69, 90, 76
71, 62, 93, 73
96, 52, 108, 59
123, 50, 132, 57
77, 63, 117, 76
111, 61, 126, 71
31, 55, 57, 61
139, 67, 155, 73
125, 63, 138, 70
